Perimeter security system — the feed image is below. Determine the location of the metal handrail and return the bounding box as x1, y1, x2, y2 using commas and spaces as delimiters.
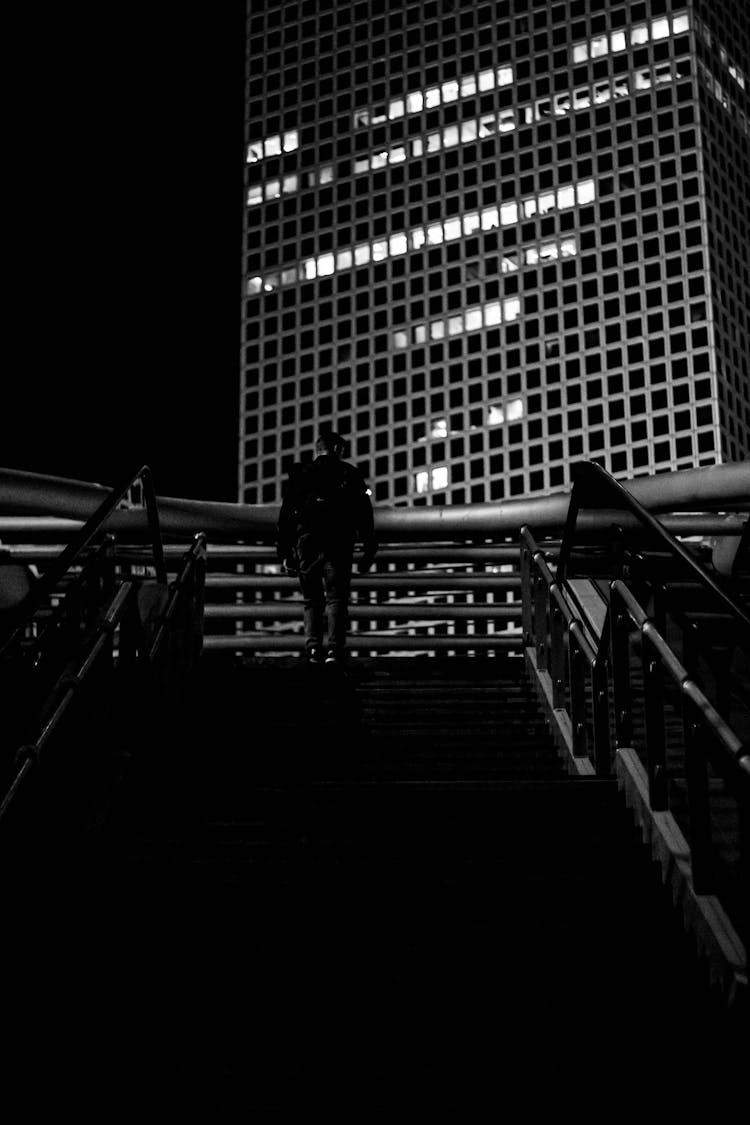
557, 460, 750, 635
0, 465, 167, 657
0, 580, 137, 823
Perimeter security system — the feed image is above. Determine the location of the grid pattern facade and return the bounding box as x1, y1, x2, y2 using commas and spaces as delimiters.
240, 0, 750, 507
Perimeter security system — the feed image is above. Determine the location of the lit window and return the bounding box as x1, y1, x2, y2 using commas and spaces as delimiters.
594, 81, 611, 104
426, 222, 444, 245
425, 87, 441, 108
497, 67, 513, 87
336, 250, 352, 271
481, 207, 500, 231
247, 277, 263, 295
554, 92, 571, 115
573, 87, 592, 109
506, 398, 524, 421
634, 69, 652, 90
614, 77, 630, 99
672, 13, 690, 34
247, 143, 263, 164
448, 315, 463, 336
415, 470, 430, 494
319, 165, 334, 184
560, 239, 577, 258
576, 179, 595, 205
354, 110, 370, 127
393, 330, 409, 349
263, 275, 279, 292
557, 185, 575, 210
444, 218, 462, 241
651, 18, 670, 40
611, 31, 626, 52
441, 80, 459, 102
407, 91, 424, 113
538, 192, 556, 214
500, 202, 518, 226
371, 109, 387, 124
282, 130, 298, 152
498, 108, 516, 132
303, 259, 317, 280
430, 320, 445, 340
265, 135, 281, 157
432, 418, 448, 438
523, 197, 538, 218
354, 157, 370, 174
460, 75, 477, 96
443, 125, 460, 147
501, 251, 519, 272
539, 241, 558, 261
414, 325, 427, 343
411, 138, 424, 156
463, 212, 481, 235
525, 247, 539, 265
488, 405, 505, 425
316, 253, 334, 276
461, 120, 478, 142
590, 36, 608, 58
281, 268, 298, 286
410, 227, 426, 250
390, 146, 407, 163
573, 43, 588, 63
354, 243, 371, 265
484, 302, 502, 326
478, 68, 495, 91
655, 64, 672, 84
371, 151, 389, 170
521, 106, 535, 126
247, 185, 263, 206
390, 233, 408, 256
388, 98, 404, 119
503, 297, 521, 322
283, 174, 298, 194
479, 115, 496, 137
432, 466, 448, 491
465, 308, 482, 332
266, 179, 281, 200
427, 132, 442, 152
371, 240, 388, 262
630, 24, 649, 45
536, 99, 552, 118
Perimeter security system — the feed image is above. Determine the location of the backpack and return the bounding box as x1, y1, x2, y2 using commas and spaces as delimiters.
291, 459, 361, 536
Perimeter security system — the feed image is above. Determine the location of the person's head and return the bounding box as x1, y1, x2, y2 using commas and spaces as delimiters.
315, 430, 346, 458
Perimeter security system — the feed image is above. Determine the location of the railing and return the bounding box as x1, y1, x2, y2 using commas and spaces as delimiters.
0, 467, 206, 825
521, 459, 750, 947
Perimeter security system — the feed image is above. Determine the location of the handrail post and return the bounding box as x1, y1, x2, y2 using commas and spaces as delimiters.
520, 535, 533, 646
610, 584, 633, 750
591, 653, 610, 777
683, 694, 714, 894
550, 600, 566, 709
534, 568, 548, 671
642, 626, 668, 812
569, 631, 588, 760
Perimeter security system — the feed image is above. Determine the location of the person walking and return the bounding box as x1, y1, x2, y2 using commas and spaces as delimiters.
276, 430, 377, 664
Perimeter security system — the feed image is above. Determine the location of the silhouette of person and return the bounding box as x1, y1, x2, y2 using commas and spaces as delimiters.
276, 430, 376, 664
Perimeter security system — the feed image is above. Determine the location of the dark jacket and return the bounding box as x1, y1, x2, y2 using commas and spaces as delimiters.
276, 455, 376, 562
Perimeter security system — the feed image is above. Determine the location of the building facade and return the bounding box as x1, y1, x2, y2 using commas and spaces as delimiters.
240, 0, 750, 507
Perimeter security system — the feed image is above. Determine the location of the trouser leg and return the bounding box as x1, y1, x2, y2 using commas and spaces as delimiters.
297, 534, 324, 650
323, 549, 352, 652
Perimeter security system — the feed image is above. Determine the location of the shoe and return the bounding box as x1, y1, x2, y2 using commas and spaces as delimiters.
324, 648, 342, 665
306, 646, 324, 664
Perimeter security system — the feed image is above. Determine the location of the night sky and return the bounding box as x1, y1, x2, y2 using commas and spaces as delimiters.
4, 7, 247, 502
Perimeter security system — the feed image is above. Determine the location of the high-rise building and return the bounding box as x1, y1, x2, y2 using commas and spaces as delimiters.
240, 0, 750, 508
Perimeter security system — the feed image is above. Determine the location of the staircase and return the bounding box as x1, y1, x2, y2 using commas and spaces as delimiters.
10, 653, 720, 1114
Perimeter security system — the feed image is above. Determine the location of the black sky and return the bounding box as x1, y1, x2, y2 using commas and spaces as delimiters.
4, 6, 247, 502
